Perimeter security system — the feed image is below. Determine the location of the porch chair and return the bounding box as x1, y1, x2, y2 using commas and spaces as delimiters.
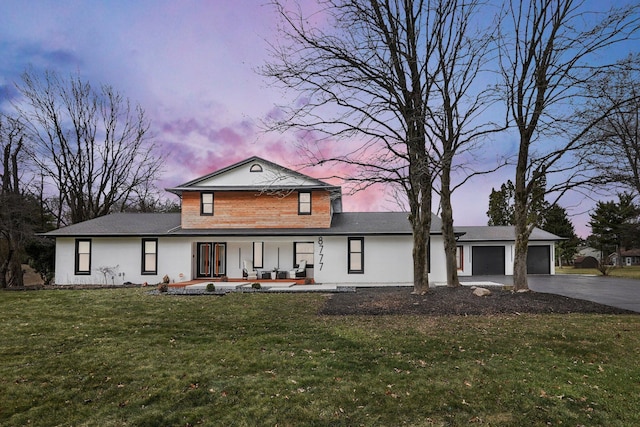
289, 260, 307, 278
242, 260, 258, 281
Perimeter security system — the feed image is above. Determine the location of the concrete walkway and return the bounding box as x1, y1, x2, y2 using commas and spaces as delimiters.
184, 282, 341, 293
461, 274, 640, 313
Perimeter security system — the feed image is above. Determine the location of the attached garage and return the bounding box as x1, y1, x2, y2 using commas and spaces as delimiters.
526, 245, 551, 274
456, 226, 559, 277
471, 246, 505, 275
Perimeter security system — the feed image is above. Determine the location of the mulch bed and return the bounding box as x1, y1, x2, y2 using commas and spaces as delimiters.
319, 286, 637, 316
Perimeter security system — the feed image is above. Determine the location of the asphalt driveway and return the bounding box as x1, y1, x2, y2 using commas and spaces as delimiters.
460, 274, 640, 313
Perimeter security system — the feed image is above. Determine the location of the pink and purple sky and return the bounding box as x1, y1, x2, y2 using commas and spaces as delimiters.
0, 1, 630, 237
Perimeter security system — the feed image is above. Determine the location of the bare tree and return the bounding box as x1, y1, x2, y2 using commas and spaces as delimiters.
581, 56, 640, 195
426, 0, 505, 287
14, 69, 164, 226
263, 0, 501, 292
263, 0, 441, 293
0, 114, 35, 287
498, 0, 640, 291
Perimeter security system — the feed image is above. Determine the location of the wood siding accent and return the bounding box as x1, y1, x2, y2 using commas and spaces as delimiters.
181, 191, 332, 229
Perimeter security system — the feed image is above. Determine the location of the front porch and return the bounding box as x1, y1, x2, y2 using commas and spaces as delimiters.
168, 276, 313, 288
192, 239, 313, 283
166, 277, 339, 293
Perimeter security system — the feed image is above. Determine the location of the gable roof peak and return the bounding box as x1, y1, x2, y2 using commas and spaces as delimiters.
166, 156, 342, 195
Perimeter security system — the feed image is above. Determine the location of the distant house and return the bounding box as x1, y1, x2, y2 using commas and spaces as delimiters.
45, 156, 561, 285
610, 249, 640, 267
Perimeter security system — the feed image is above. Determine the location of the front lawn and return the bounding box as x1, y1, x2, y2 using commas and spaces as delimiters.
557, 265, 640, 279
1, 289, 639, 426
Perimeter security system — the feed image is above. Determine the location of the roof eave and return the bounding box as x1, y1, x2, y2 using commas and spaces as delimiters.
165, 185, 342, 195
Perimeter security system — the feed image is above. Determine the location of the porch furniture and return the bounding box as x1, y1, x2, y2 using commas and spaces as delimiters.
242, 260, 258, 280
289, 260, 307, 278
261, 271, 271, 280
277, 271, 287, 279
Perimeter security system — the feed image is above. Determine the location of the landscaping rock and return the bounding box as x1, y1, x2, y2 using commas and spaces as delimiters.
472, 287, 492, 297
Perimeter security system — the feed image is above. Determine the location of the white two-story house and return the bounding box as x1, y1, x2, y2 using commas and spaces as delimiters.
46, 156, 559, 285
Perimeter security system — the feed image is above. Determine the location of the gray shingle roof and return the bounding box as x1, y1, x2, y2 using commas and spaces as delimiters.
455, 226, 561, 241
44, 212, 561, 241
45, 213, 181, 237
328, 212, 443, 234
44, 212, 432, 237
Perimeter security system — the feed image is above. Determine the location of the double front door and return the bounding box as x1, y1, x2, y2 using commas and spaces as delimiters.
196, 242, 226, 278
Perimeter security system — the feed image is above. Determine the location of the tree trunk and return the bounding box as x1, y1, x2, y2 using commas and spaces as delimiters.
408, 154, 432, 294
558, 249, 562, 268
513, 144, 530, 291
0, 240, 24, 288
440, 162, 460, 287
617, 246, 623, 268
513, 182, 531, 290
441, 213, 460, 287
409, 178, 432, 294
8, 255, 24, 287
513, 227, 529, 291
0, 254, 8, 288
411, 223, 430, 294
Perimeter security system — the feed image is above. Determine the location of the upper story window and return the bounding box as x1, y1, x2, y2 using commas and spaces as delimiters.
298, 191, 311, 215
201, 192, 214, 216
249, 163, 263, 172
75, 239, 91, 275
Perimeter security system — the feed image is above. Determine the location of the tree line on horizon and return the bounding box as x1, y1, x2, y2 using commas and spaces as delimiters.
0, 71, 176, 287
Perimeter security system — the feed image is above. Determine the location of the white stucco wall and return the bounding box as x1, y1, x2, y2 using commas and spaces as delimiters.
313, 234, 446, 285
53, 233, 476, 286
54, 236, 310, 285
54, 237, 194, 285
429, 235, 447, 283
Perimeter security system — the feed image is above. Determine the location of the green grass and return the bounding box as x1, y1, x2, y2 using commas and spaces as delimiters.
1, 289, 639, 426
558, 265, 640, 279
